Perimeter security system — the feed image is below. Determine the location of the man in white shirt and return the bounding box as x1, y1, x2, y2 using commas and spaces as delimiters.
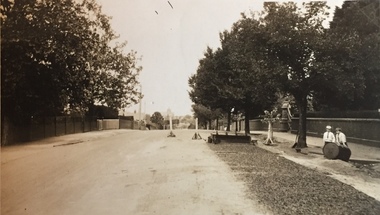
335, 127, 348, 147
323, 125, 335, 145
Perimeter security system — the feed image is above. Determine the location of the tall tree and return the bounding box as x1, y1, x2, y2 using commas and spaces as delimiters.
150, 112, 164, 128
313, 0, 380, 110
221, 15, 278, 134
1, 0, 141, 144
188, 46, 235, 130
189, 24, 277, 134
259, 2, 336, 148
188, 47, 219, 108
191, 104, 216, 129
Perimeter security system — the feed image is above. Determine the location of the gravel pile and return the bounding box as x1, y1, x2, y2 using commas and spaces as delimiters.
207, 142, 380, 215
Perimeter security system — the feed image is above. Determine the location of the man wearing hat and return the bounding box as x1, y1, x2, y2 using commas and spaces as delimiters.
323, 125, 335, 145
335, 127, 348, 147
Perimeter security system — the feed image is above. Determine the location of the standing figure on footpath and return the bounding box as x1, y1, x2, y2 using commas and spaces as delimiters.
323, 125, 335, 145
335, 127, 348, 147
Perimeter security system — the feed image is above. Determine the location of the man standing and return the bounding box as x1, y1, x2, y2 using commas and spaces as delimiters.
335, 127, 348, 147
323, 125, 335, 145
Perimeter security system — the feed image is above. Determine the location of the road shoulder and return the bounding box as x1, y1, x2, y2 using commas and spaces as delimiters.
251, 132, 380, 202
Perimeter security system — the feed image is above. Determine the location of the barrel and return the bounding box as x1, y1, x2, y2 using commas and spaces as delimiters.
207, 136, 213, 143
323, 142, 351, 162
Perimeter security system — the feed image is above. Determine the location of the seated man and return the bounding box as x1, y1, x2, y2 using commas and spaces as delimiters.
335, 127, 348, 147
323, 125, 335, 145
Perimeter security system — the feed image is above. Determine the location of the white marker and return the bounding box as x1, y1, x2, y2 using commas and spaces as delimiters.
169, 115, 173, 131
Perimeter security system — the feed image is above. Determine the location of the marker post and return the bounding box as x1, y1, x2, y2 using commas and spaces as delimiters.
167, 113, 175, 137
192, 118, 202, 140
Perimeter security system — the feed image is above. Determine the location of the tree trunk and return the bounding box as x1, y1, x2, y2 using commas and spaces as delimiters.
216, 118, 219, 130
296, 95, 308, 148
1, 115, 10, 146
264, 121, 275, 145
227, 112, 231, 131
244, 107, 250, 135
268, 122, 273, 140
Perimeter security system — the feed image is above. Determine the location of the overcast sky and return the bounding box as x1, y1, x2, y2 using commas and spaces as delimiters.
96, 0, 344, 116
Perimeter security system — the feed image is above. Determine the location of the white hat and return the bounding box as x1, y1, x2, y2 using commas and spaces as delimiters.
326, 125, 332, 129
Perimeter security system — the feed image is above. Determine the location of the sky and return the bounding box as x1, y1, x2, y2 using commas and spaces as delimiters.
96, 0, 344, 116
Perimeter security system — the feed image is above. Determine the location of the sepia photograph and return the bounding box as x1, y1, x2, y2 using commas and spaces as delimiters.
1, 0, 380, 214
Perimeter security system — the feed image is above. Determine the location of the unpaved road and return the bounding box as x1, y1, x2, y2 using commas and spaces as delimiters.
1, 130, 267, 215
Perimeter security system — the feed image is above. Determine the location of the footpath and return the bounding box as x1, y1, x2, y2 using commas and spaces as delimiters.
253, 130, 380, 161
249, 130, 380, 202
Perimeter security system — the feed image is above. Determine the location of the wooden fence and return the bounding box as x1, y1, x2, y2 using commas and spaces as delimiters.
249, 118, 380, 146
29, 116, 98, 142
1, 116, 97, 145
290, 118, 380, 146
1, 115, 147, 146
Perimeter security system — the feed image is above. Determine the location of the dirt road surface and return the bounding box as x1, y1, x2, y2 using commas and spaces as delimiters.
1, 130, 268, 215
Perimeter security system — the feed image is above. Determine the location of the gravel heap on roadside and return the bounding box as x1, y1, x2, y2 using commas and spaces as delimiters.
207, 142, 380, 215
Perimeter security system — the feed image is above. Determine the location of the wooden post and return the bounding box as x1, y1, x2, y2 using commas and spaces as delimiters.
192, 118, 202, 140
167, 110, 175, 137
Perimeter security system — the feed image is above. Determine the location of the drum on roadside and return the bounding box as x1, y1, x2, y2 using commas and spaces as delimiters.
323, 142, 351, 162
207, 136, 213, 143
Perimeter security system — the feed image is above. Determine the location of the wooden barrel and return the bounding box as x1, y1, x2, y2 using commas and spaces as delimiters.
207, 136, 213, 143
323, 142, 351, 162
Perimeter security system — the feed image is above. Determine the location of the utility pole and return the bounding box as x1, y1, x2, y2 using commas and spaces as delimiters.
138, 84, 142, 129
144, 101, 146, 120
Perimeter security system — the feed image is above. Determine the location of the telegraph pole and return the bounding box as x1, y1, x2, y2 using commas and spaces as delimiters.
138, 84, 142, 129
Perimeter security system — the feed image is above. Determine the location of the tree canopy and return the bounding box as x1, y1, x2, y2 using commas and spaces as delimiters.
221, 15, 278, 133
188, 46, 236, 130
1, 0, 142, 125
189, 19, 278, 133
313, 0, 380, 110
190, 104, 217, 129
150, 111, 164, 128
189, 1, 378, 148
258, 2, 334, 147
